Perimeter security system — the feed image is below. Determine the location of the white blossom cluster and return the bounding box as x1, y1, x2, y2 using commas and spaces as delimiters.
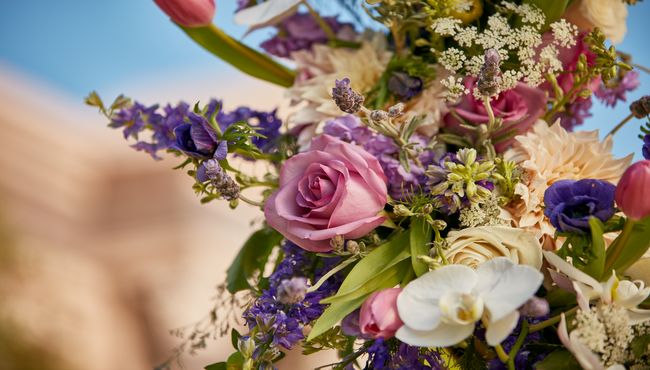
431, 2, 579, 99
573, 305, 634, 367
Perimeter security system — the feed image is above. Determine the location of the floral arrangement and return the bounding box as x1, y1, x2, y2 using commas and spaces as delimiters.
87, 0, 650, 369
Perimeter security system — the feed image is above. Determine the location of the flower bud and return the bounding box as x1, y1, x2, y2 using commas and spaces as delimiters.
630, 95, 650, 119
393, 204, 413, 217
332, 78, 364, 114
615, 160, 650, 220
276, 277, 308, 304
330, 234, 345, 252
346, 240, 360, 254
359, 288, 403, 339
519, 296, 550, 318
154, 0, 216, 27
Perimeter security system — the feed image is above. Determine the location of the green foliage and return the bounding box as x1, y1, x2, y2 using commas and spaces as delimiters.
522, 0, 569, 29
457, 339, 488, 370
204, 363, 227, 370
607, 215, 650, 273
534, 350, 581, 370
179, 25, 295, 87
84, 91, 131, 118
582, 218, 606, 279
410, 217, 432, 277
366, 55, 437, 109
226, 228, 283, 294
302, 326, 354, 355
630, 334, 650, 358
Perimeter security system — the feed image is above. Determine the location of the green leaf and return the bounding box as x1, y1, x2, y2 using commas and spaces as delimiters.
226, 352, 244, 370
534, 350, 581, 370
331, 231, 410, 298
309, 260, 411, 341
410, 217, 432, 277
583, 217, 606, 279
523, 0, 569, 28
204, 363, 227, 370
320, 259, 410, 305
84, 91, 105, 112
610, 215, 650, 272
179, 24, 295, 87
226, 228, 283, 294
230, 328, 241, 349
631, 334, 650, 357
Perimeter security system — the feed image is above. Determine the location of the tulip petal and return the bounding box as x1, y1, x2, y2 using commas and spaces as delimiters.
395, 322, 474, 348
486, 310, 519, 346
476, 258, 543, 322
234, 0, 302, 27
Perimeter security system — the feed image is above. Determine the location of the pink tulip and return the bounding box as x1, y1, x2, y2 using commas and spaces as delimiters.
154, 0, 215, 27
615, 160, 650, 220
359, 288, 403, 339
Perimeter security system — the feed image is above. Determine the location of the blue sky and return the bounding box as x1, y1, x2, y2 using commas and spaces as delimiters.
0, 0, 648, 158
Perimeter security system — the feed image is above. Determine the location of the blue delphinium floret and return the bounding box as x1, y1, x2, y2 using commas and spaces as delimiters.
543, 179, 616, 233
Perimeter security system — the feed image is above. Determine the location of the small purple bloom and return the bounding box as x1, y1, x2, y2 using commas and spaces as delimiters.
553, 96, 592, 131
388, 72, 424, 101
643, 134, 650, 160
172, 112, 219, 158
217, 104, 282, 154
341, 310, 363, 337
595, 70, 640, 107
323, 115, 373, 144
367, 338, 390, 370
260, 12, 356, 58
544, 179, 616, 234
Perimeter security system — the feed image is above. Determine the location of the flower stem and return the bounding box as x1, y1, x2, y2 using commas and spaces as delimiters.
495, 344, 509, 363
607, 113, 634, 137
482, 96, 496, 128
303, 0, 336, 40
238, 195, 264, 207
604, 218, 637, 274
529, 306, 579, 333
506, 320, 529, 370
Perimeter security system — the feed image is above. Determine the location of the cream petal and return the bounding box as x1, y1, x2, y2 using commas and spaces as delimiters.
395, 322, 475, 348
486, 310, 520, 346
543, 251, 602, 296
475, 258, 543, 322
628, 308, 650, 325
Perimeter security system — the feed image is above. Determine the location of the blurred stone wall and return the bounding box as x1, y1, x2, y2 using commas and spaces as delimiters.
0, 66, 335, 369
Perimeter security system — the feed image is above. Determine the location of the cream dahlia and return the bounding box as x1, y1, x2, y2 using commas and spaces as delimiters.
504, 120, 632, 241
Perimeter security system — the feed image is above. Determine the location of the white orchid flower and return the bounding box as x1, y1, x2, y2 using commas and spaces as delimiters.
234, 0, 302, 29
557, 314, 625, 370
395, 257, 543, 347
543, 251, 650, 323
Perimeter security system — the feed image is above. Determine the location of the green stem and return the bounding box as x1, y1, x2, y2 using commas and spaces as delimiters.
604, 218, 637, 274
607, 113, 634, 137
239, 195, 264, 207
529, 306, 579, 333
495, 344, 509, 363
632, 63, 650, 74
179, 24, 295, 87
506, 320, 529, 370
483, 96, 496, 127
303, 1, 336, 40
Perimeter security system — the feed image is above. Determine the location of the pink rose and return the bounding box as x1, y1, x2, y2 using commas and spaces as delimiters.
359, 288, 403, 339
443, 77, 546, 152
264, 135, 387, 252
541, 31, 599, 96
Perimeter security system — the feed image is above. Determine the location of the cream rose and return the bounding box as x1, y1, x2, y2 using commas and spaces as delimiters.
564, 0, 628, 44
444, 226, 542, 269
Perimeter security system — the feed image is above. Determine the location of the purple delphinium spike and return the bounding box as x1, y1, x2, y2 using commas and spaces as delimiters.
643, 134, 650, 160
595, 70, 640, 107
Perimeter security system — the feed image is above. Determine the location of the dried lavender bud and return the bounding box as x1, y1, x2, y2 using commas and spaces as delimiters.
346, 240, 360, 254
330, 234, 345, 252
388, 103, 405, 118
630, 95, 650, 118
276, 277, 308, 305
519, 296, 550, 318
332, 78, 364, 113
477, 48, 501, 97
369, 109, 389, 123
203, 159, 240, 201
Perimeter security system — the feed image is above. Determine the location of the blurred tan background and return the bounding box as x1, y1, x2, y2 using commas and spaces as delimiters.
0, 64, 336, 369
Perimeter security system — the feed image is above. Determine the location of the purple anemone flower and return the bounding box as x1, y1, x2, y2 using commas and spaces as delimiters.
543, 179, 616, 234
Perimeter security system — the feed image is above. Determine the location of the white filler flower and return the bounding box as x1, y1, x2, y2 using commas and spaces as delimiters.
396, 257, 543, 347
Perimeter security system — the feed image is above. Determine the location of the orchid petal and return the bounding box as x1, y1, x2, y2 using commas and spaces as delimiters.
558, 314, 607, 370
397, 265, 476, 331
475, 257, 543, 322
573, 281, 591, 311
628, 308, 650, 325
543, 251, 602, 295
395, 322, 474, 348
486, 310, 520, 346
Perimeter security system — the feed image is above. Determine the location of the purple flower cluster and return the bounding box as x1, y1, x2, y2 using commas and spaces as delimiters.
109, 102, 189, 159
260, 13, 356, 58
109, 99, 282, 159
487, 317, 548, 370
243, 242, 342, 351
388, 72, 424, 101
543, 179, 616, 234
595, 71, 640, 107
323, 115, 435, 199
366, 338, 445, 370
553, 97, 593, 131
643, 134, 650, 160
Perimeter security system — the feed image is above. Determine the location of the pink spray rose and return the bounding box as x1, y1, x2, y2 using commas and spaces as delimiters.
359, 288, 403, 339
154, 0, 216, 28
615, 160, 650, 220
264, 134, 388, 252
443, 77, 546, 152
